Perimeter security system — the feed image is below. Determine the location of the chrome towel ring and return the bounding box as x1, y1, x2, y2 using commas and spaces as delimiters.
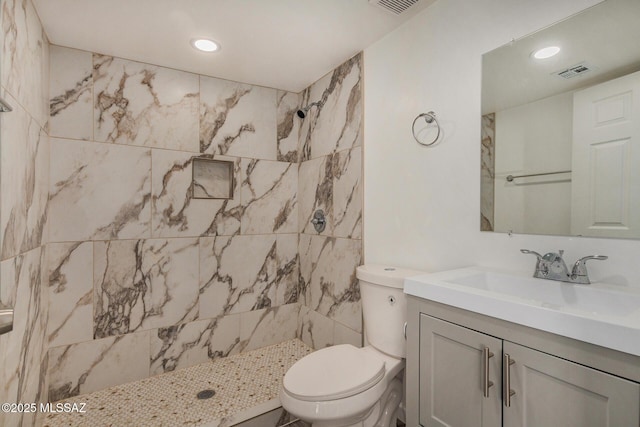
412, 111, 441, 147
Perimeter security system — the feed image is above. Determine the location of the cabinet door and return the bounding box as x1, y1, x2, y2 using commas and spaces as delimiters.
419, 315, 502, 427
503, 341, 640, 427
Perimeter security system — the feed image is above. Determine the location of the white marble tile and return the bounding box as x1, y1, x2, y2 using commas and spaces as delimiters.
276, 91, 301, 162
300, 54, 363, 161
47, 242, 94, 347
1, 0, 49, 128
149, 314, 241, 375
240, 304, 299, 352
93, 238, 199, 338
334, 322, 362, 348
306, 236, 362, 333
151, 149, 241, 238
273, 234, 299, 306
297, 233, 312, 306
49, 138, 151, 242
298, 96, 312, 163
93, 54, 199, 151
298, 155, 333, 235
481, 113, 495, 231
241, 159, 298, 235
47, 331, 150, 402
299, 54, 362, 160
0, 91, 49, 261
297, 306, 334, 350
199, 235, 277, 318
0, 248, 48, 427
200, 76, 277, 159
49, 45, 93, 140
333, 147, 362, 239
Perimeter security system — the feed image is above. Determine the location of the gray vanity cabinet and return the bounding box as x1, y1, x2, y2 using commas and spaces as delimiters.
503, 341, 639, 427
419, 314, 502, 427
409, 300, 640, 427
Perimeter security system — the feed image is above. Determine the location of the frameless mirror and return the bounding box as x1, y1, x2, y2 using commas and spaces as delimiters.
481, 0, 640, 238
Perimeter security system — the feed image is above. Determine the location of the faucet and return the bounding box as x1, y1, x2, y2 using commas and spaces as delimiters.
521, 249, 608, 284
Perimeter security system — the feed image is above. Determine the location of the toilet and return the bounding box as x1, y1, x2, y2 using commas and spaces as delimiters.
280, 264, 424, 427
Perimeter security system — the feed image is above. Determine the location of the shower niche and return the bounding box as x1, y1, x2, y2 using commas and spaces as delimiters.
192, 157, 234, 199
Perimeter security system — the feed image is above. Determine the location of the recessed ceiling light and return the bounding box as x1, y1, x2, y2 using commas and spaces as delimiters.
191, 38, 220, 53
532, 46, 560, 60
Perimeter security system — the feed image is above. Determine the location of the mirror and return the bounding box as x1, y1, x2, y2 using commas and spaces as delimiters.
481, 0, 640, 239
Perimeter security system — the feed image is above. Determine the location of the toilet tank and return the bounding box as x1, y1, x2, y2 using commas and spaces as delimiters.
356, 265, 426, 358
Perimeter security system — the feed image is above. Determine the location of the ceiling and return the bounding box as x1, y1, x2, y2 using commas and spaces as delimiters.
482, 0, 640, 115
33, 0, 435, 93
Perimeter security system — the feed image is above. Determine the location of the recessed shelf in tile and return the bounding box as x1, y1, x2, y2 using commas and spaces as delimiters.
192, 157, 234, 199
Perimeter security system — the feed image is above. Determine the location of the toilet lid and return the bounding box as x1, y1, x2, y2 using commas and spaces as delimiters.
283, 344, 385, 402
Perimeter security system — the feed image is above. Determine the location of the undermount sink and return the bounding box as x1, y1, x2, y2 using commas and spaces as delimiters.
404, 267, 640, 356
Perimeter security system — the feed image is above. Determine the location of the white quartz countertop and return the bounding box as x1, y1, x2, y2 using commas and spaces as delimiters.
405, 267, 640, 357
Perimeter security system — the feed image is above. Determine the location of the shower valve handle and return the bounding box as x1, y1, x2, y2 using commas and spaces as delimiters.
311, 210, 326, 233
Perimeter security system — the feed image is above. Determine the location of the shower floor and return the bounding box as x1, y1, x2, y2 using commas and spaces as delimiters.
40, 339, 312, 427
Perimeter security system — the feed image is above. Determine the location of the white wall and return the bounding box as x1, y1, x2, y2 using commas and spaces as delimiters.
494, 91, 573, 235
363, 0, 640, 288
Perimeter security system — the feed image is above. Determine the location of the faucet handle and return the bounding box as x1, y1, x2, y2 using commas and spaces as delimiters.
520, 249, 542, 260
571, 255, 608, 284
521, 249, 548, 277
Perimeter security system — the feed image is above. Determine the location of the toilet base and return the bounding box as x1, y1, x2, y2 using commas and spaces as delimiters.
309, 378, 402, 427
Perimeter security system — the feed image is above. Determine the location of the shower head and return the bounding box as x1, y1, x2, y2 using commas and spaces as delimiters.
296, 102, 320, 119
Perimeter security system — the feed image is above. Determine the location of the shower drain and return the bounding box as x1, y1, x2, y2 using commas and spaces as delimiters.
197, 389, 216, 400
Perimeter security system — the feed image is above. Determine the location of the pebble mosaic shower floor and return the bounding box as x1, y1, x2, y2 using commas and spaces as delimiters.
40, 339, 312, 427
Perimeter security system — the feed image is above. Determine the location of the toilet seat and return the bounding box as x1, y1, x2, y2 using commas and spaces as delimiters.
283, 344, 385, 401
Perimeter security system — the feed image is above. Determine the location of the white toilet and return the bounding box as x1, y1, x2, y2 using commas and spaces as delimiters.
280, 264, 424, 427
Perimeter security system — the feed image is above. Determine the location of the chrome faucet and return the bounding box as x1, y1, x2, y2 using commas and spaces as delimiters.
521, 249, 608, 284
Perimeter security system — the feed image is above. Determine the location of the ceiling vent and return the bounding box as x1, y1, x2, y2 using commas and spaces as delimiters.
368, 0, 420, 15
554, 62, 596, 79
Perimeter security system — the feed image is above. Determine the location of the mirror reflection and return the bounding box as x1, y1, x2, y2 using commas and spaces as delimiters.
481, 0, 640, 238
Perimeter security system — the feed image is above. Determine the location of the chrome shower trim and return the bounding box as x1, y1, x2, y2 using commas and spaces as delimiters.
296, 101, 321, 119
0, 308, 14, 335
0, 95, 14, 112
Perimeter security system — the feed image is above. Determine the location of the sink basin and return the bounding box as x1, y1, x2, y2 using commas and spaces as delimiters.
448, 270, 640, 317
404, 267, 640, 356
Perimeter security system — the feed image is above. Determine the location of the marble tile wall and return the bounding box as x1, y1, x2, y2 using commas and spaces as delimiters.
0, 38, 363, 408
0, 0, 50, 426
481, 113, 495, 231
45, 45, 303, 401
297, 53, 364, 350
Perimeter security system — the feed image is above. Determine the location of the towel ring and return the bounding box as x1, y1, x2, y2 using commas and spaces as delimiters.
412, 111, 441, 147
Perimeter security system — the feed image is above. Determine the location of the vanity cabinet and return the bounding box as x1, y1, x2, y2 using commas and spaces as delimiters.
419, 315, 501, 426
408, 298, 640, 427
502, 340, 638, 427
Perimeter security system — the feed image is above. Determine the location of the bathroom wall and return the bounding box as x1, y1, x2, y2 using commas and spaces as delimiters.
363, 0, 640, 286
297, 53, 364, 349
46, 46, 301, 401
494, 92, 573, 235
0, 0, 50, 425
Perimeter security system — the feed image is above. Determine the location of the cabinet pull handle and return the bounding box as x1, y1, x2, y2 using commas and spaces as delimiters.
503, 353, 516, 407
483, 347, 494, 398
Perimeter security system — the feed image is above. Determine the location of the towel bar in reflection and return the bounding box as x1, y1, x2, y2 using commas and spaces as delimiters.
506, 170, 571, 182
